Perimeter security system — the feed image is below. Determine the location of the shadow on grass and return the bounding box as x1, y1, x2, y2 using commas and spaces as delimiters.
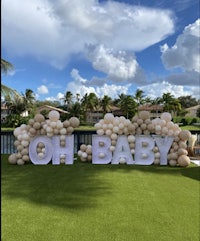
93, 162, 200, 181
2, 156, 113, 211
179, 166, 200, 181
2, 155, 200, 211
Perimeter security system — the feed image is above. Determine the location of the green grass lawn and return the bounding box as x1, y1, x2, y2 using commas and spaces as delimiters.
180, 125, 200, 131
2, 155, 200, 241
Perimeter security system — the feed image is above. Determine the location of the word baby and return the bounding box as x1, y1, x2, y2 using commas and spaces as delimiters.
29, 135, 174, 165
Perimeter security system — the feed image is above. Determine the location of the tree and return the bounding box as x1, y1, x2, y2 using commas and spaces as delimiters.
3, 94, 30, 128
151, 97, 162, 105
100, 95, 112, 114
76, 93, 81, 102
161, 93, 181, 116
134, 89, 145, 106
35, 100, 61, 108
178, 95, 199, 108
1, 59, 22, 101
69, 102, 82, 119
23, 89, 35, 105
143, 96, 152, 104
1, 84, 22, 101
81, 93, 99, 122
117, 94, 137, 119
81, 93, 99, 112
1, 58, 14, 74
171, 99, 182, 116
4, 89, 36, 115
161, 93, 175, 112
5, 95, 26, 115
62, 91, 73, 110
22, 89, 36, 116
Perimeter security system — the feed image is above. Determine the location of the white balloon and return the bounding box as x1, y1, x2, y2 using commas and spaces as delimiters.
49, 110, 60, 121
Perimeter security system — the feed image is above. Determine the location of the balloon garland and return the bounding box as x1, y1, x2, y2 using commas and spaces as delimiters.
8, 110, 191, 167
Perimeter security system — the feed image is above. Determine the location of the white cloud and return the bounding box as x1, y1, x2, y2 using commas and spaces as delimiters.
160, 19, 200, 88
45, 96, 56, 101
1, 68, 26, 77
37, 85, 49, 94
66, 68, 130, 99
189, 86, 200, 100
70, 69, 87, 84
85, 44, 148, 85
86, 44, 138, 82
35, 93, 40, 100
2, 0, 175, 69
141, 81, 194, 99
166, 70, 200, 86
85, 76, 106, 87
48, 83, 62, 89
56, 92, 64, 100
96, 84, 130, 99
45, 92, 64, 102
67, 81, 97, 98
161, 19, 200, 72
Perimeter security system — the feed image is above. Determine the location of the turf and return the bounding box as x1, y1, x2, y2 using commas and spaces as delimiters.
180, 125, 200, 131
2, 155, 200, 241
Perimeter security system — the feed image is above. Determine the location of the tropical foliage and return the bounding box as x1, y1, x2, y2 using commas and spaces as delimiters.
100, 95, 112, 114
1, 59, 199, 127
2, 89, 36, 127
1, 59, 21, 101
1, 84, 22, 100
115, 94, 137, 119
1, 59, 199, 128
1, 58, 14, 74
178, 95, 199, 108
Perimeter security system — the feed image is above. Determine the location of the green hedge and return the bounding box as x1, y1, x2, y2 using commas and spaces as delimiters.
173, 116, 200, 125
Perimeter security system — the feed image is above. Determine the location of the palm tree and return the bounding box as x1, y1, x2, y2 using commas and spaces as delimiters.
143, 96, 152, 104
161, 93, 175, 112
151, 97, 162, 105
23, 89, 35, 105
69, 102, 82, 118
62, 91, 73, 110
161, 93, 182, 116
117, 94, 137, 119
162, 92, 174, 102
81, 93, 99, 112
1, 84, 22, 101
81, 93, 99, 122
1, 58, 14, 74
170, 99, 182, 116
134, 89, 145, 112
134, 89, 145, 104
100, 95, 112, 114
3, 94, 28, 127
1, 59, 22, 101
178, 95, 199, 108
5, 94, 26, 115
22, 89, 36, 116
76, 93, 81, 102
3, 89, 36, 120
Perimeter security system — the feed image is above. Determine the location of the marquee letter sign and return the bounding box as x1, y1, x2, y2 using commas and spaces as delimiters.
8, 110, 192, 167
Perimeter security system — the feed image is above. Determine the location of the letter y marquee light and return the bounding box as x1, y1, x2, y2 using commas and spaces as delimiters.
8, 110, 192, 167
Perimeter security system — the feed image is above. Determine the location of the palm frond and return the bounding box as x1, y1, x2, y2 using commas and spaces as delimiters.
1, 59, 14, 74
1, 84, 23, 101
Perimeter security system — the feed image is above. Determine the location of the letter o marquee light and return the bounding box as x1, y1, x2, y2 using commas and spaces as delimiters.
29, 136, 53, 165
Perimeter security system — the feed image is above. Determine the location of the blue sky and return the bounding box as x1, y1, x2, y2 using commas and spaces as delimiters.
2, 0, 199, 102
